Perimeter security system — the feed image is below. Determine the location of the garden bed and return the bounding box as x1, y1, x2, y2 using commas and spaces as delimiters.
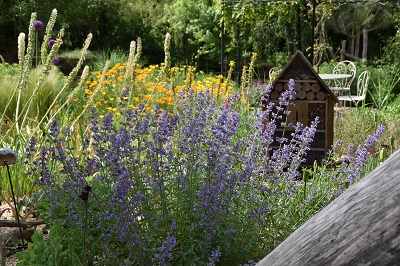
0, 203, 47, 265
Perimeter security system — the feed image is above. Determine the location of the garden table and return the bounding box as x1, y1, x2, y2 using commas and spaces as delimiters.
318, 73, 352, 91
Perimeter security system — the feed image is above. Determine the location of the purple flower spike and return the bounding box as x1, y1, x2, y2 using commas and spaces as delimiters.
52, 56, 60, 65
48, 39, 56, 47
34, 20, 43, 30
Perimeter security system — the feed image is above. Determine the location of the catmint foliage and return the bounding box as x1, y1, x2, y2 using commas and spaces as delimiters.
23, 80, 381, 265
329, 125, 385, 191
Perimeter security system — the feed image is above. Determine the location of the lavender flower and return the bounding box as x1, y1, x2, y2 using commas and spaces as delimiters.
24, 80, 370, 264
151, 235, 177, 265
338, 125, 385, 184
207, 249, 222, 266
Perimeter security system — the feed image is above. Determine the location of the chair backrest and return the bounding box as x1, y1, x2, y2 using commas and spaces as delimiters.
269, 67, 282, 82
357, 70, 369, 97
332, 60, 356, 89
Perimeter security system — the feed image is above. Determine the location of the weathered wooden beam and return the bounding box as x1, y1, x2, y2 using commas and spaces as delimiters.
0, 219, 45, 228
256, 149, 400, 265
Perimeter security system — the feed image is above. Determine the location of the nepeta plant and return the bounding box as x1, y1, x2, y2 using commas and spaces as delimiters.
325, 125, 385, 193
19, 80, 340, 265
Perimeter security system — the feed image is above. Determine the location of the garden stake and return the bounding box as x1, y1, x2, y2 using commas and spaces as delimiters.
4, 161, 25, 247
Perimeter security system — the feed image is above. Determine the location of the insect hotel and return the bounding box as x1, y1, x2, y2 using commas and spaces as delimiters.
266, 51, 338, 167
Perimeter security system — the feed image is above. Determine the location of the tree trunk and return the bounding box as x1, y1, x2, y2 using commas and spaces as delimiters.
295, 3, 302, 51
236, 18, 241, 82
340, 40, 347, 61
362, 29, 368, 60
355, 31, 360, 58
284, 22, 293, 56
256, 149, 400, 266
350, 27, 355, 56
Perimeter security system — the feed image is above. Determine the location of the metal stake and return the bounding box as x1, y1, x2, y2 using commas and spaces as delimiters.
4, 161, 25, 247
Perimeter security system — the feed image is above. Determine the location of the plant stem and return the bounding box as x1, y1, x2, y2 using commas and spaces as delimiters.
35, 31, 38, 67
83, 201, 88, 266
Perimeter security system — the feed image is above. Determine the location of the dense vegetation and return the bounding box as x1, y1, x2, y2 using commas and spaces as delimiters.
0, 2, 400, 265
1, 1, 399, 68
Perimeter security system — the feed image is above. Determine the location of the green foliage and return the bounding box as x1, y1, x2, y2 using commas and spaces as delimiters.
165, 0, 220, 64
334, 107, 400, 159
265, 51, 290, 68
318, 60, 400, 109
0, 9, 91, 203
0, 62, 19, 77
15, 224, 90, 266
89, 49, 129, 72
368, 65, 400, 110
1, 6, 400, 265
0, 0, 162, 64
1, 0, 399, 70
0, 65, 65, 133
328, 3, 392, 37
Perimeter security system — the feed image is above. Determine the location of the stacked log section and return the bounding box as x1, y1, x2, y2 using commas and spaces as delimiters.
311, 84, 320, 92
302, 82, 311, 91
283, 82, 289, 90
270, 82, 325, 101
297, 90, 306, 99
306, 91, 315, 100
305, 85, 320, 101
270, 90, 279, 100
316, 91, 326, 100
275, 83, 283, 92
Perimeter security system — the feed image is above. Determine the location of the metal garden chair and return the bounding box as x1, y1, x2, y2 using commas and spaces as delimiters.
337, 70, 369, 107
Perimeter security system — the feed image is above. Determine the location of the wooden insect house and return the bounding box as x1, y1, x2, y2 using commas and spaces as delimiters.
265, 51, 338, 167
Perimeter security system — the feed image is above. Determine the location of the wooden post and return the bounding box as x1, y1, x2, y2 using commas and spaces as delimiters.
362, 29, 368, 60
340, 40, 346, 61
355, 33, 360, 58
256, 149, 400, 266
351, 28, 355, 56
0, 219, 45, 227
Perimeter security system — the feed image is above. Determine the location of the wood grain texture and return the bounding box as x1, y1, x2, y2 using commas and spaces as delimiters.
256, 149, 400, 266
0, 219, 45, 228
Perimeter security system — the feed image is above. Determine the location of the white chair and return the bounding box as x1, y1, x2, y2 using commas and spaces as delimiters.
330, 60, 356, 92
268, 67, 282, 82
338, 71, 369, 107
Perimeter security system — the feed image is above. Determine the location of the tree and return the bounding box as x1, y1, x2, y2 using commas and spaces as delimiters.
0, 0, 161, 63
313, 1, 341, 66
164, 0, 222, 68
327, 2, 392, 60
